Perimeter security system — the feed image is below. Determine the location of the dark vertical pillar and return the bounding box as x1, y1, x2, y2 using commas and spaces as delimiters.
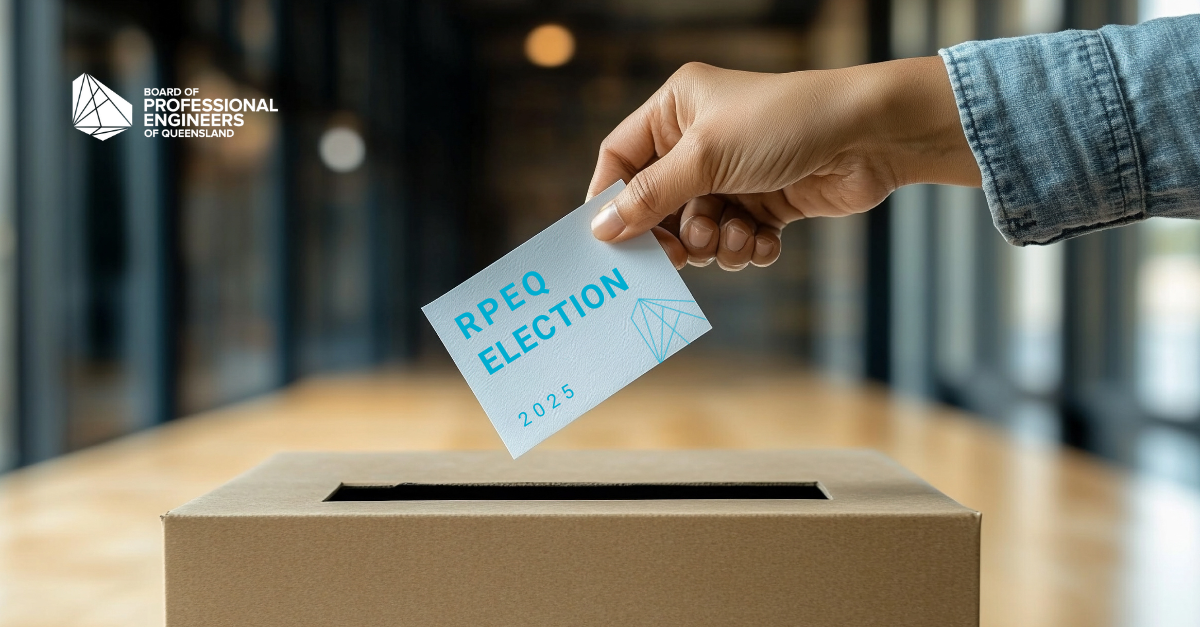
120, 52, 172, 428
15, 0, 66, 462
1058, 0, 1141, 456
1060, 235, 1099, 449
365, 1, 389, 364
0, 0, 16, 469
401, 0, 479, 357
371, 1, 410, 361
972, 0, 1005, 390
273, 0, 297, 385
269, 128, 296, 385
863, 0, 892, 382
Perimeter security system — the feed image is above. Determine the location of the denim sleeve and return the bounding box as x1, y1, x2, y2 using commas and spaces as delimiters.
939, 15, 1200, 246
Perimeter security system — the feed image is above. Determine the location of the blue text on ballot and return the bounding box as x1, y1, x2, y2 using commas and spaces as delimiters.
421, 181, 710, 457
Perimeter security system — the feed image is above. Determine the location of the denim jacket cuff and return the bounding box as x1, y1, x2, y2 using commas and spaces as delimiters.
940, 30, 1146, 246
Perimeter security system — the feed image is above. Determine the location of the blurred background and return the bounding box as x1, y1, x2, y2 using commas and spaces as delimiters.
0, 0, 1199, 491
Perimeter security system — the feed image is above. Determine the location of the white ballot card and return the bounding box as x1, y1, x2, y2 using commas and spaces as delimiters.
422, 181, 711, 457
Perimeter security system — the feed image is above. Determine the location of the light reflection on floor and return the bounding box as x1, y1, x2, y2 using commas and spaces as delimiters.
1119, 476, 1200, 627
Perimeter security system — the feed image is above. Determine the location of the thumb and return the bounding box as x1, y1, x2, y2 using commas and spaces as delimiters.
591, 136, 710, 242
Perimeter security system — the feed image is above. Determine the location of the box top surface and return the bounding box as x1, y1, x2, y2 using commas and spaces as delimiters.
166, 450, 976, 518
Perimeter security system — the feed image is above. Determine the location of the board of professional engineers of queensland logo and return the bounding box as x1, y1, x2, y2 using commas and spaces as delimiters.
71, 73, 132, 140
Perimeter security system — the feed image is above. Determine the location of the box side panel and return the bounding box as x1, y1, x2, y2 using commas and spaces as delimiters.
166, 513, 979, 627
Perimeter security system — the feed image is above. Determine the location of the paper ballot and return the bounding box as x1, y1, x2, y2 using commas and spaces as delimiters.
422, 181, 710, 457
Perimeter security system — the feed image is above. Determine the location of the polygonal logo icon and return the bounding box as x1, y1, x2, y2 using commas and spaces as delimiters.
630, 298, 708, 363
71, 73, 132, 140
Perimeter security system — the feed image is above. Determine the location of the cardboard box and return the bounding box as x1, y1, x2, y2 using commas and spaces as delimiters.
164, 450, 980, 626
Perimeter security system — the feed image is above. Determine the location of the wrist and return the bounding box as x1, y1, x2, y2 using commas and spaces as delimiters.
856, 56, 982, 188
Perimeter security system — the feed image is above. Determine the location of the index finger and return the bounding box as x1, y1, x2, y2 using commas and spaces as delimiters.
586, 101, 659, 201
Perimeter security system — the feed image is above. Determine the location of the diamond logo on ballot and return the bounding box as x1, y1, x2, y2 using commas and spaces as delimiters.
630, 298, 708, 363
422, 181, 710, 457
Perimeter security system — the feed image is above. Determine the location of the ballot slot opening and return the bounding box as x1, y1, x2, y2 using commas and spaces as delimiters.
324, 482, 829, 501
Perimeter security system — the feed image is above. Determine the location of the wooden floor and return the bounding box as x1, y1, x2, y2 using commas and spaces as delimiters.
2, 359, 1199, 627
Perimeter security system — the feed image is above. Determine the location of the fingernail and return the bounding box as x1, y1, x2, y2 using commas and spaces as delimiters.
755, 236, 774, 259
591, 202, 625, 241
685, 218, 714, 249
724, 222, 750, 252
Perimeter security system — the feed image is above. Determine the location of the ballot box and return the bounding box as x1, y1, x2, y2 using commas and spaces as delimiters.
163, 450, 979, 626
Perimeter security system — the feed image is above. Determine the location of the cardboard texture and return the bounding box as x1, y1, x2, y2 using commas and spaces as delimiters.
421, 181, 710, 457
164, 450, 980, 626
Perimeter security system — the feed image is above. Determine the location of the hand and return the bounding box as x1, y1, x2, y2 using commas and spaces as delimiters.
587, 57, 981, 270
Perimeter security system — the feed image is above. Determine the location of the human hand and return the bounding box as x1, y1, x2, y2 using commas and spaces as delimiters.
587, 56, 981, 270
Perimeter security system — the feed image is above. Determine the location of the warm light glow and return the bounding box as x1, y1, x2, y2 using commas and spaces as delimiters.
524, 24, 574, 68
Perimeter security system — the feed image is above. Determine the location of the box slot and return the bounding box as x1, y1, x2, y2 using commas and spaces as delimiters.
325, 482, 828, 501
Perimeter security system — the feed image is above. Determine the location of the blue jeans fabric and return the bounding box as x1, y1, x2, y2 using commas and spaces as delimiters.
940, 15, 1200, 246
